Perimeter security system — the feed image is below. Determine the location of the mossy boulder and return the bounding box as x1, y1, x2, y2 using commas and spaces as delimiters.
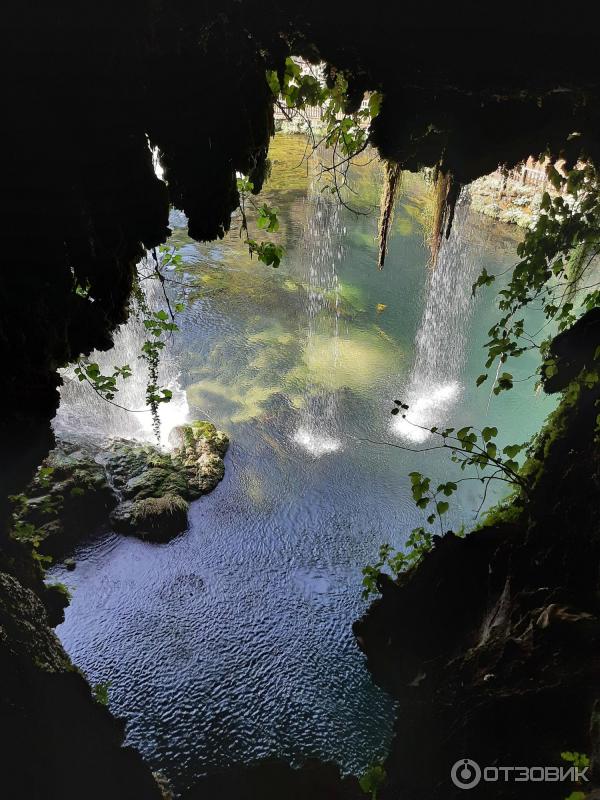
107, 421, 228, 540
169, 421, 229, 498
110, 495, 189, 542
10, 441, 116, 558
11, 422, 228, 550
122, 467, 189, 501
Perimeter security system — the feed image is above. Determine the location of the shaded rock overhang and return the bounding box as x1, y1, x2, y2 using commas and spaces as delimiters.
1, 0, 599, 492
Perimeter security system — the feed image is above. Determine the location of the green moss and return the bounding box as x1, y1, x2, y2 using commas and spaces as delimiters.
92, 681, 111, 706
190, 420, 218, 440
519, 381, 582, 489
123, 467, 189, 501
475, 495, 524, 530
47, 581, 72, 602
134, 494, 189, 522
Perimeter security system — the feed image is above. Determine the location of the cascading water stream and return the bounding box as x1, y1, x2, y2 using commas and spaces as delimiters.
393, 188, 482, 443
53, 262, 189, 447
293, 182, 346, 456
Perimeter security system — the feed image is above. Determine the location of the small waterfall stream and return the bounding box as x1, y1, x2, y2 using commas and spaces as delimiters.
53, 263, 189, 447
393, 189, 481, 442
293, 184, 346, 456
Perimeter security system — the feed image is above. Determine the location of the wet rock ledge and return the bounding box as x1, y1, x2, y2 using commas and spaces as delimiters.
11, 421, 229, 552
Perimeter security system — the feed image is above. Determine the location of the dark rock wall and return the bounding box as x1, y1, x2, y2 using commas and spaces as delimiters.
0, 571, 164, 800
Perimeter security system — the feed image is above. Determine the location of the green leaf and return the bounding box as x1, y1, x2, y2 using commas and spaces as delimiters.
482, 426, 498, 443
436, 501, 449, 515
368, 92, 382, 117
502, 444, 523, 458
472, 268, 495, 296
359, 763, 386, 799
476, 373, 488, 387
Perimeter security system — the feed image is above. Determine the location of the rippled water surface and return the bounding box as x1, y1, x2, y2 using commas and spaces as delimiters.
50, 135, 556, 793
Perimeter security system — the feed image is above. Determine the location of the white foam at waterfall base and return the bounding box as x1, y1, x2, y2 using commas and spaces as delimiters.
392, 188, 481, 446
293, 427, 343, 457
391, 382, 460, 443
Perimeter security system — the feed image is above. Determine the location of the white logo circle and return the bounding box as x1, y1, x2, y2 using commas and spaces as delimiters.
451, 759, 482, 790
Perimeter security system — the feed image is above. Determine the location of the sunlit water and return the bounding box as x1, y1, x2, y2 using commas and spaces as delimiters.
54, 270, 190, 448
49, 135, 555, 794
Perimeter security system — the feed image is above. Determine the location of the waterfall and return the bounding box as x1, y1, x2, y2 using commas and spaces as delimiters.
393, 189, 480, 443
53, 262, 189, 448
293, 185, 345, 457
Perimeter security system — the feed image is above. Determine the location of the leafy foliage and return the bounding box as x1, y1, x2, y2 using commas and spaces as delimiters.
472, 162, 600, 392
74, 362, 132, 403
73, 245, 187, 440
561, 751, 591, 771
8, 492, 54, 569
561, 750, 590, 799
358, 760, 386, 800
92, 681, 111, 706
133, 258, 183, 440
363, 400, 529, 595
266, 57, 382, 211
236, 176, 285, 268
362, 529, 433, 599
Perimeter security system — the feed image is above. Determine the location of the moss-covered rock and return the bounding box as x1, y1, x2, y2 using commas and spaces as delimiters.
10, 441, 116, 558
110, 494, 189, 542
107, 421, 228, 540
122, 466, 189, 501
10, 422, 228, 551
169, 421, 229, 498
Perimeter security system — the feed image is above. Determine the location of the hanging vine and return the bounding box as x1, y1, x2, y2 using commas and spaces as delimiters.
74, 246, 185, 441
